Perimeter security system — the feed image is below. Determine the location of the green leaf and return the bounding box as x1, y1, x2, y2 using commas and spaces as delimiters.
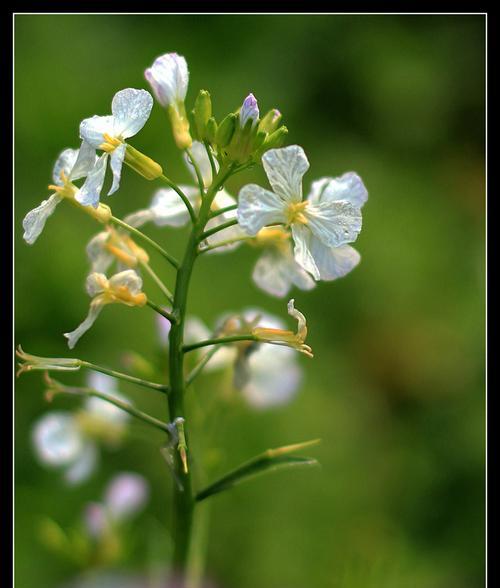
195, 439, 320, 502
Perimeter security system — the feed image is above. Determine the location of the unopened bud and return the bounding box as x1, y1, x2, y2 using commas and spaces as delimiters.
206, 117, 218, 144
258, 109, 282, 134
194, 90, 212, 139
215, 113, 236, 147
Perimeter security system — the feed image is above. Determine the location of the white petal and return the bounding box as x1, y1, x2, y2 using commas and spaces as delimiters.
308, 172, 368, 208
109, 269, 143, 295
108, 143, 126, 195
86, 272, 108, 297
84, 390, 131, 425
149, 186, 199, 227
87, 232, 113, 273
252, 247, 315, 298
64, 442, 98, 485
305, 200, 362, 248
76, 153, 109, 208
184, 141, 217, 187
144, 53, 189, 107
86, 371, 119, 395
205, 193, 247, 251
237, 184, 286, 235
80, 115, 115, 148
22, 194, 62, 244
123, 209, 155, 228
105, 473, 149, 521
111, 88, 153, 139
69, 141, 98, 181
309, 239, 361, 281
185, 317, 235, 371
52, 149, 78, 185
262, 145, 309, 202
291, 224, 320, 280
32, 412, 84, 466
64, 302, 103, 349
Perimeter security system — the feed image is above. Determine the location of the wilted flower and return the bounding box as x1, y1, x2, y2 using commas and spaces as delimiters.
78, 88, 154, 207
237, 145, 367, 280
86, 226, 149, 274
64, 270, 147, 349
16, 346, 82, 377
22, 145, 110, 244
32, 374, 130, 485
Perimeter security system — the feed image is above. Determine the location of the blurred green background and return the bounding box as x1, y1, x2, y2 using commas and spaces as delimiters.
15, 14, 485, 588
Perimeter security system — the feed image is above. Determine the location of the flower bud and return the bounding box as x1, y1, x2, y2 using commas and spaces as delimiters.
255, 125, 288, 159
124, 144, 163, 180
239, 93, 259, 128
193, 90, 212, 139
215, 113, 237, 148
144, 52, 189, 108
206, 117, 218, 144
258, 109, 282, 134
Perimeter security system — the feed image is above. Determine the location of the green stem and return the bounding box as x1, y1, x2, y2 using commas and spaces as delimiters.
186, 148, 206, 198
160, 174, 197, 224
183, 334, 257, 353
110, 216, 180, 269
203, 141, 217, 182
199, 218, 239, 242
80, 360, 169, 394
185, 346, 221, 389
198, 235, 252, 254
208, 203, 237, 219
167, 162, 234, 578
140, 260, 174, 304
146, 299, 177, 323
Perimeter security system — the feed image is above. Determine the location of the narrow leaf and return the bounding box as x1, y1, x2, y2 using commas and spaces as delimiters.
195, 439, 320, 502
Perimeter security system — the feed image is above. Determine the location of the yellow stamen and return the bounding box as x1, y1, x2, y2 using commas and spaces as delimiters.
99, 132, 123, 153
285, 200, 309, 226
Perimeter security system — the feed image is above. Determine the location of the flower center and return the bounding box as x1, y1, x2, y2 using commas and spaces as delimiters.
285, 201, 309, 226
99, 133, 123, 153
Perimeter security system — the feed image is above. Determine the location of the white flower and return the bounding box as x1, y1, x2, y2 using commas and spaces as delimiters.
86, 226, 149, 274
22, 144, 99, 244
85, 372, 131, 425
237, 145, 367, 280
144, 52, 189, 109
125, 141, 247, 253
64, 270, 147, 349
78, 88, 154, 208
104, 472, 149, 521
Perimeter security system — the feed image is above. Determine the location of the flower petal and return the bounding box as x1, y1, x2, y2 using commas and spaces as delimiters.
309, 238, 361, 280
22, 194, 62, 244
262, 145, 309, 202
291, 224, 320, 280
111, 88, 153, 139
253, 245, 317, 298
237, 184, 286, 235
108, 143, 126, 195
69, 141, 98, 181
109, 269, 143, 295
64, 301, 104, 349
64, 442, 98, 485
184, 140, 217, 187
144, 53, 189, 107
87, 232, 114, 274
86, 272, 108, 297
32, 411, 84, 466
105, 473, 149, 521
305, 200, 362, 248
148, 186, 199, 227
52, 148, 78, 185
240, 93, 259, 128
205, 191, 247, 252
76, 153, 109, 208
80, 115, 115, 148
308, 172, 368, 208
123, 209, 155, 228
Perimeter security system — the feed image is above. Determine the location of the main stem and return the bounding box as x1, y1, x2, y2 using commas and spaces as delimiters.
167, 163, 233, 579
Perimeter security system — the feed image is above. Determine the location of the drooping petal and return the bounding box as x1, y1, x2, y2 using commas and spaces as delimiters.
291, 224, 320, 280
76, 153, 109, 208
305, 200, 362, 248
80, 115, 116, 148
111, 88, 154, 139
105, 473, 149, 521
252, 247, 316, 298
69, 141, 98, 181
109, 269, 143, 295
147, 186, 199, 227
52, 149, 79, 185
144, 53, 189, 107
262, 145, 310, 203
237, 184, 287, 235
64, 442, 98, 485
184, 140, 217, 187
22, 194, 63, 244
64, 301, 104, 349
32, 411, 84, 466
308, 172, 368, 208
108, 143, 126, 195
309, 238, 361, 281
87, 232, 114, 273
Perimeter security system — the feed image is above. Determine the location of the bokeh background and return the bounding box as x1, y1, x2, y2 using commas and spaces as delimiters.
15, 14, 485, 588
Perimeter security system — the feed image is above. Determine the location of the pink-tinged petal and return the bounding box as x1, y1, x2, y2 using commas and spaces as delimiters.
308, 172, 368, 207
262, 145, 309, 203
144, 53, 189, 107
305, 200, 362, 248
22, 194, 62, 244
237, 184, 286, 235
240, 93, 259, 128
111, 88, 153, 139
105, 473, 149, 521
